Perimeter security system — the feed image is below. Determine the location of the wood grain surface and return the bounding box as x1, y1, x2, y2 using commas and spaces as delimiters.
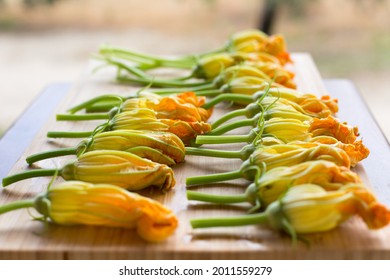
1, 53, 389, 260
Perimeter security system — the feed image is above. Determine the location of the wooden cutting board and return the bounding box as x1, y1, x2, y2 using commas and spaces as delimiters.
0, 53, 389, 260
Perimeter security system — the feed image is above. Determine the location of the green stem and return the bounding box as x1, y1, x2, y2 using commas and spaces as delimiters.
2, 169, 59, 187
186, 190, 247, 204
211, 109, 246, 129
203, 94, 253, 109
26, 147, 78, 165
85, 102, 117, 113
195, 134, 249, 145
185, 147, 241, 158
95, 55, 151, 79
0, 199, 35, 215
68, 95, 124, 114
47, 131, 93, 138
195, 89, 222, 97
186, 169, 242, 186
150, 83, 216, 95
56, 113, 109, 121
209, 118, 253, 136
100, 46, 196, 68
116, 75, 207, 88
190, 212, 268, 228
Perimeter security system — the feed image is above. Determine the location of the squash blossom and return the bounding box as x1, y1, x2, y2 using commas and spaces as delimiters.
302, 135, 369, 167
190, 184, 390, 236
228, 29, 292, 65
309, 115, 359, 144
159, 118, 211, 145
48, 108, 211, 145
214, 64, 296, 90
186, 143, 351, 186
26, 130, 186, 166
89, 130, 185, 165
3, 150, 175, 192
210, 96, 320, 130
149, 92, 213, 122
187, 160, 363, 211
245, 143, 351, 171
202, 88, 338, 119
0, 181, 178, 242
192, 53, 237, 80
245, 61, 296, 89
64, 91, 212, 123
116, 92, 212, 123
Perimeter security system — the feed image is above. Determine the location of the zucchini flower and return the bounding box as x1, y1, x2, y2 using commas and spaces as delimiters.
211, 96, 314, 129
208, 110, 312, 137
192, 53, 237, 80
309, 115, 359, 144
197, 118, 311, 144
186, 143, 351, 186
62, 91, 212, 123
159, 118, 211, 145
26, 130, 185, 166
301, 136, 370, 166
188, 134, 367, 168
187, 160, 362, 211
96, 29, 293, 88
245, 61, 296, 89
221, 76, 285, 97
0, 181, 178, 242
202, 88, 338, 118
3, 150, 175, 192
214, 64, 296, 90
190, 184, 390, 236
149, 92, 213, 122
228, 29, 292, 65
48, 108, 211, 145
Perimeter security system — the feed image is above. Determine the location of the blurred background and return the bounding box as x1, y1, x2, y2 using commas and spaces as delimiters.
1, 0, 389, 140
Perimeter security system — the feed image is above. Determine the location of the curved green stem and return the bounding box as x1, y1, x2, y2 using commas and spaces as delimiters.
195, 89, 222, 97
211, 109, 246, 129
95, 55, 152, 79
100, 46, 196, 68
2, 169, 59, 187
47, 131, 93, 139
186, 169, 242, 186
195, 134, 249, 145
185, 147, 241, 158
151, 83, 216, 95
186, 190, 247, 204
85, 102, 117, 113
203, 94, 253, 109
26, 147, 78, 165
116, 75, 207, 88
190, 212, 268, 228
57, 113, 109, 121
209, 118, 253, 136
0, 199, 35, 215
68, 95, 124, 114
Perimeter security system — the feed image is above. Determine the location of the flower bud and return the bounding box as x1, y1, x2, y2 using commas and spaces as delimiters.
88, 130, 185, 165
35, 181, 178, 242
121, 92, 212, 122
193, 53, 236, 80
248, 143, 351, 172
246, 160, 362, 208
309, 115, 359, 144
61, 150, 175, 192
266, 184, 390, 234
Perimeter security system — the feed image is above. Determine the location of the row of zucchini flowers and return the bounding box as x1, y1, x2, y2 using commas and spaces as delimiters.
0, 91, 215, 242
185, 84, 390, 239
0, 29, 317, 242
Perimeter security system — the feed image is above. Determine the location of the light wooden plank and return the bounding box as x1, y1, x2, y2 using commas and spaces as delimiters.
0, 53, 389, 260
